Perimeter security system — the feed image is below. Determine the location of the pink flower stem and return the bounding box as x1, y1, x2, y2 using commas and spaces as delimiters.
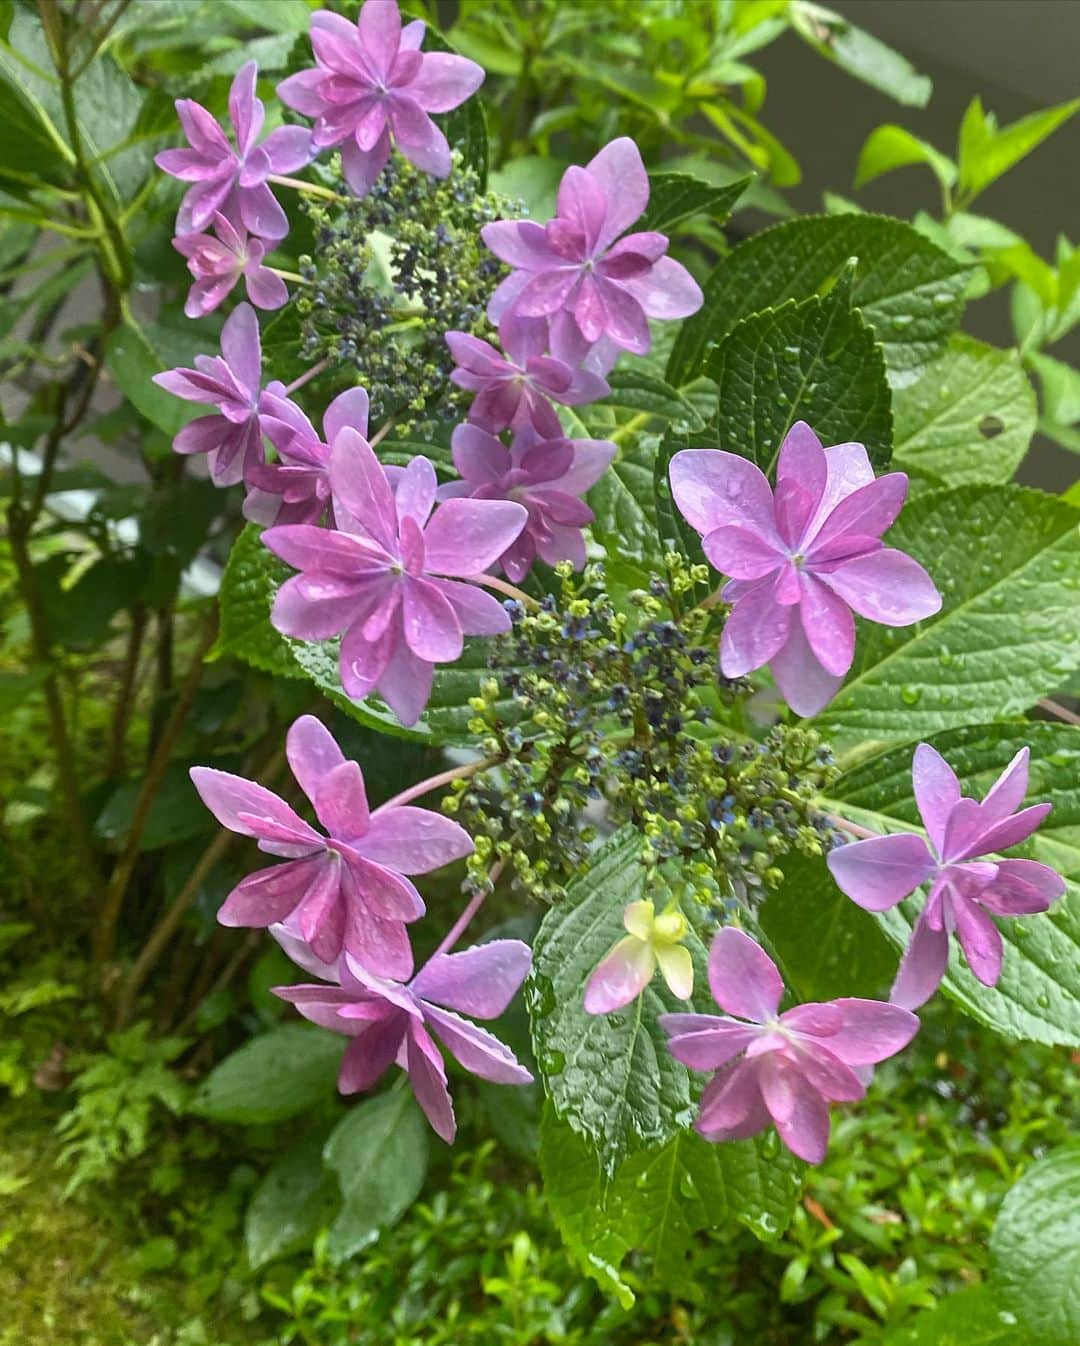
374, 754, 501, 814
473, 573, 539, 609
432, 857, 506, 959
283, 358, 330, 396
824, 811, 879, 840
267, 173, 346, 203
1039, 697, 1080, 726
369, 418, 395, 449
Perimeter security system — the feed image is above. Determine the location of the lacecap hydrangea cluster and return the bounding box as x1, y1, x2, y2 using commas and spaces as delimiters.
155, 0, 1065, 1164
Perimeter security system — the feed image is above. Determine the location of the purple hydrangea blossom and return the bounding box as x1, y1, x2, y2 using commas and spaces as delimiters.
264, 437, 527, 726
827, 744, 1065, 1010
244, 386, 371, 527
670, 422, 942, 717
446, 322, 609, 439
661, 928, 918, 1164
277, 0, 484, 198
584, 899, 693, 1014
190, 715, 472, 980
153, 303, 284, 487
156, 61, 312, 241
482, 138, 702, 362
275, 940, 533, 1142
173, 211, 288, 318
438, 424, 615, 582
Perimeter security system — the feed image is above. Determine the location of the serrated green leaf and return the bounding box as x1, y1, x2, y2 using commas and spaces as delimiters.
883, 1285, 1032, 1346
702, 281, 893, 474
323, 1090, 429, 1260
854, 125, 956, 190
588, 433, 662, 566
638, 171, 752, 234
245, 1131, 340, 1270
826, 722, 1080, 1045
526, 827, 705, 1173
958, 96, 1080, 204
1029, 351, 1080, 427
214, 524, 523, 746
540, 1106, 801, 1306
816, 486, 1080, 746
892, 336, 1035, 488
600, 368, 705, 427
667, 214, 970, 389
105, 320, 215, 436
989, 1144, 1080, 1342
191, 1025, 344, 1124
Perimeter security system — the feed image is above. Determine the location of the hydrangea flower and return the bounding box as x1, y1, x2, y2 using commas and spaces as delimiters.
584, 899, 693, 1014
670, 422, 942, 717
264, 438, 527, 725
482, 138, 702, 361
438, 424, 614, 582
446, 322, 609, 439
173, 211, 288, 318
661, 928, 918, 1163
244, 386, 371, 527
275, 940, 533, 1142
153, 303, 281, 487
156, 61, 312, 241
190, 715, 472, 980
827, 744, 1065, 1010
277, 0, 484, 198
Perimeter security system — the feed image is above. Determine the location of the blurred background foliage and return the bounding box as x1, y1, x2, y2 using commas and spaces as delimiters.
1, 0, 1077, 1342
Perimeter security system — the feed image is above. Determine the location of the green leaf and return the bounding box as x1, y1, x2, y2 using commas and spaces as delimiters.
526, 827, 705, 1173
1029, 351, 1080, 427
958, 96, 1080, 204
989, 1144, 1080, 1342
854, 125, 956, 190
891, 336, 1035, 488
105, 320, 212, 436
416, 20, 487, 188
214, 524, 523, 746
789, 2, 931, 107
701, 278, 893, 475
588, 433, 662, 567
191, 1025, 344, 1124
816, 486, 1080, 747
95, 763, 210, 852
638, 171, 752, 234
667, 214, 970, 389
759, 852, 896, 1002
541, 1106, 801, 1307
597, 368, 705, 427
245, 1131, 340, 1270
884, 1285, 1032, 1346
323, 1090, 429, 1260
827, 721, 1080, 1045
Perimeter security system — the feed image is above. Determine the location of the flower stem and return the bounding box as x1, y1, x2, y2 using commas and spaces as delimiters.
374, 754, 501, 814
474, 573, 539, 608
1038, 697, 1080, 726
283, 358, 330, 396
268, 267, 306, 284
267, 173, 347, 203
697, 583, 726, 612
433, 858, 506, 959
369, 418, 396, 449
823, 811, 878, 840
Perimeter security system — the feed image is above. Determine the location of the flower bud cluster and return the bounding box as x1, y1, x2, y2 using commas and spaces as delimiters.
445, 555, 839, 918
295, 154, 522, 432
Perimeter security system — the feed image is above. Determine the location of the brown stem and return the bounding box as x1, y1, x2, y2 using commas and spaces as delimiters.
114, 746, 289, 1027
148, 603, 175, 760
94, 611, 218, 968
105, 604, 147, 778
175, 931, 261, 1035
1038, 697, 1080, 727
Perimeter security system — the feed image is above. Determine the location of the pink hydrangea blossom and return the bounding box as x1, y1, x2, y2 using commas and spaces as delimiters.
277, 0, 484, 198
263, 438, 526, 726
275, 939, 533, 1142
446, 321, 609, 439
661, 928, 918, 1163
584, 899, 693, 1014
153, 303, 282, 487
244, 386, 371, 527
438, 424, 614, 582
482, 138, 702, 362
190, 715, 472, 980
173, 211, 288, 318
670, 422, 942, 717
827, 744, 1065, 1010
156, 61, 312, 241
